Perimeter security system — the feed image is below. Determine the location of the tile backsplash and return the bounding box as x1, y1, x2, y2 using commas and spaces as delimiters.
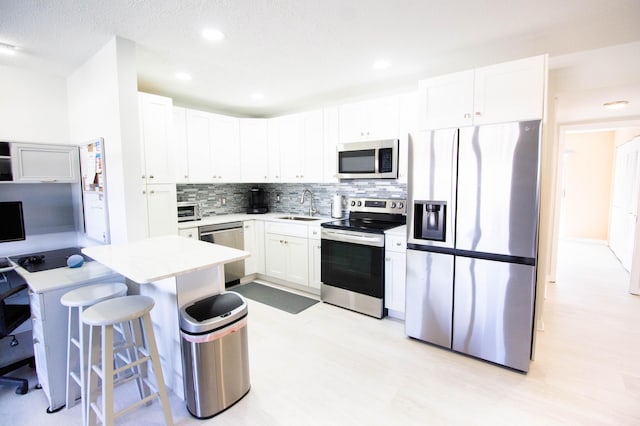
177, 180, 407, 217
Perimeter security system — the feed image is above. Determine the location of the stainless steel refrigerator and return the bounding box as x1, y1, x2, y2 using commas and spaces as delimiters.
405, 120, 541, 372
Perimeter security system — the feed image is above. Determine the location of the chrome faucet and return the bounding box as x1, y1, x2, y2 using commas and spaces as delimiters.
300, 188, 317, 216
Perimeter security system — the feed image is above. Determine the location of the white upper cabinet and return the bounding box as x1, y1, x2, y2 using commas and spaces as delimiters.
277, 110, 324, 183
300, 110, 324, 182
398, 91, 419, 183
322, 107, 340, 183
418, 70, 475, 129
138, 93, 175, 183
267, 119, 281, 182
339, 95, 400, 142
180, 109, 241, 183
172, 107, 189, 183
418, 55, 547, 129
276, 113, 301, 182
185, 109, 212, 183
11, 143, 79, 183
210, 113, 241, 182
240, 118, 269, 183
473, 55, 546, 125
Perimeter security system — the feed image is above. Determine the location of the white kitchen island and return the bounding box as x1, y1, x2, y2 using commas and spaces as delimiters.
82, 235, 250, 399
14, 260, 123, 413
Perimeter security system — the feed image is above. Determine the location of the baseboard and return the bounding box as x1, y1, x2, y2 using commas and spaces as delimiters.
560, 237, 608, 245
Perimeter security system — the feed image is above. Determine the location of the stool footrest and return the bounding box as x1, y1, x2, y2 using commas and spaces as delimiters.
90, 392, 161, 422
70, 371, 81, 387
113, 341, 136, 353
71, 337, 80, 349
91, 353, 152, 379
113, 372, 143, 388
114, 355, 150, 376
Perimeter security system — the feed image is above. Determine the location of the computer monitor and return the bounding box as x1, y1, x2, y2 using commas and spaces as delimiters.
0, 201, 26, 242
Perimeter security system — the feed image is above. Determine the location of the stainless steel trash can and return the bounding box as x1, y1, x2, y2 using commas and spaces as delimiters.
179, 291, 250, 419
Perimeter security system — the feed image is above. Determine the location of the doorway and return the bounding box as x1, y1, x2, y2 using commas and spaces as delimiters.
552, 120, 640, 294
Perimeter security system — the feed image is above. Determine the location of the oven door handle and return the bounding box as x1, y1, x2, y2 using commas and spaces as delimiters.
321, 230, 385, 247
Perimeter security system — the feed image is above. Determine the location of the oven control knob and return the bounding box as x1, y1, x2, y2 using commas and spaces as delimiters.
398, 202, 404, 209
350, 201, 356, 207
357, 201, 362, 207
390, 202, 397, 208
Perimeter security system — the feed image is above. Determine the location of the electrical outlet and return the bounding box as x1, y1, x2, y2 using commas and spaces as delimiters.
221, 197, 226, 206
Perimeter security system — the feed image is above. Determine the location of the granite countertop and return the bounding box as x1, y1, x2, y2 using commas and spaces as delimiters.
82, 235, 250, 284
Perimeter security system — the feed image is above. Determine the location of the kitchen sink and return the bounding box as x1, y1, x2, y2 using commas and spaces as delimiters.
278, 215, 322, 221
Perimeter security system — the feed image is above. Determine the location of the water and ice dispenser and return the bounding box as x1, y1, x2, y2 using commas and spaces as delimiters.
413, 201, 446, 241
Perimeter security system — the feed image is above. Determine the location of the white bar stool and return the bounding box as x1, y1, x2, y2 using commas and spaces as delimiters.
61, 282, 128, 424
82, 295, 173, 426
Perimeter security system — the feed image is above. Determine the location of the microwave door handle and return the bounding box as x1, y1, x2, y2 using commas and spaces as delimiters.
374, 148, 380, 174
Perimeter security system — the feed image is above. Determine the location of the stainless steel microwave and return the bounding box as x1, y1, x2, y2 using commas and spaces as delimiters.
336, 139, 399, 179
177, 201, 201, 222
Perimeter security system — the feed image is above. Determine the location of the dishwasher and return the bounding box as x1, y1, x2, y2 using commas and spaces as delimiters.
198, 221, 245, 287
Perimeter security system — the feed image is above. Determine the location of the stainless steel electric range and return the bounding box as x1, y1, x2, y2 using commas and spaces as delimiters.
320, 197, 406, 318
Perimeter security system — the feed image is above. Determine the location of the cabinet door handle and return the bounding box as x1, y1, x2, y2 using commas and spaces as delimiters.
150, 190, 155, 194
475, 111, 482, 117
464, 113, 471, 119
149, 175, 154, 179
385, 257, 390, 261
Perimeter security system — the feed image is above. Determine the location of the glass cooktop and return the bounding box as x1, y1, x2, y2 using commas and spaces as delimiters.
321, 219, 403, 234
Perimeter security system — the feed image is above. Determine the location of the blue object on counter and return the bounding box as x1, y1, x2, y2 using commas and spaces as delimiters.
67, 254, 84, 268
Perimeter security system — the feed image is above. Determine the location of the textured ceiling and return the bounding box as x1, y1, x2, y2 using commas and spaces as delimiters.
1, 0, 640, 117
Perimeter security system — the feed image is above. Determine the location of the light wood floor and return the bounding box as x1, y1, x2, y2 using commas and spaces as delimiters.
1, 239, 639, 425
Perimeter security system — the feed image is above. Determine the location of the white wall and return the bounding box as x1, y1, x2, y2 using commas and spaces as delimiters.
0, 65, 70, 144
535, 41, 640, 334
67, 37, 146, 244
0, 65, 79, 257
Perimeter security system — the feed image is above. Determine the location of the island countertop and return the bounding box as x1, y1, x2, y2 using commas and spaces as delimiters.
82, 235, 250, 284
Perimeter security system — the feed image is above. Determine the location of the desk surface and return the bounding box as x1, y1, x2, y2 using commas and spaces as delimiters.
12, 260, 121, 294
82, 235, 250, 284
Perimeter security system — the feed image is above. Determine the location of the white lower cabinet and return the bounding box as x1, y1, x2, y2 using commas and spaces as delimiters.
265, 233, 308, 286
265, 222, 309, 287
385, 230, 407, 319
28, 271, 123, 412
244, 220, 265, 275
308, 225, 322, 291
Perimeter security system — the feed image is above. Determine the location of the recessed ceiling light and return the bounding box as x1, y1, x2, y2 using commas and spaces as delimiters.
0, 42, 17, 56
603, 100, 629, 110
202, 28, 225, 42
372, 59, 390, 70
175, 72, 192, 81
251, 93, 265, 100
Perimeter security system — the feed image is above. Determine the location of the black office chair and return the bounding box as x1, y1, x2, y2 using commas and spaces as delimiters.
0, 282, 34, 395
